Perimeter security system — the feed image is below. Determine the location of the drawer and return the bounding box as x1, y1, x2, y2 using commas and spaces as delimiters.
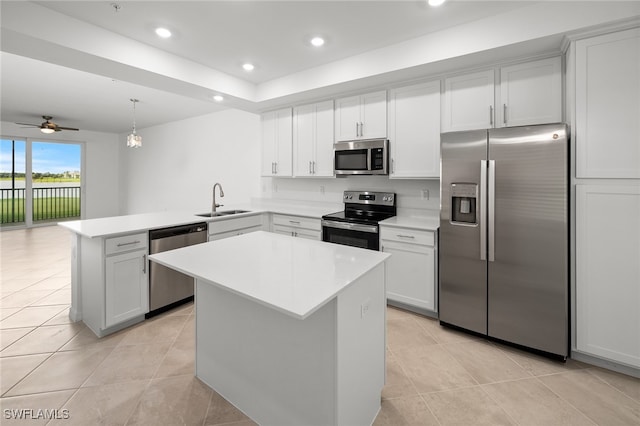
209, 214, 264, 235
380, 227, 435, 246
105, 232, 148, 255
209, 225, 263, 241
272, 214, 321, 231
273, 224, 321, 240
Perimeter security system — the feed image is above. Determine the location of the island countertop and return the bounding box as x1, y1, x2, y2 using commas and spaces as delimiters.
149, 231, 390, 319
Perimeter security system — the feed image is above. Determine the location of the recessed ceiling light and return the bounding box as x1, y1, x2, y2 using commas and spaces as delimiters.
242, 63, 255, 72
310, 37, 325, 47
155, 27, 172, 38
428, 0, 446, 6
213, 95, 224, 102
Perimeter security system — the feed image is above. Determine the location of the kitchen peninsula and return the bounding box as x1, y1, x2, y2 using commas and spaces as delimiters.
149, 231, 390, 426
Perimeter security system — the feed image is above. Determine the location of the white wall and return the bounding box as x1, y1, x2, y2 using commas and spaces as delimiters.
0, 121, 120, 220
261, 176, 441, 214
119, 109, 261, 214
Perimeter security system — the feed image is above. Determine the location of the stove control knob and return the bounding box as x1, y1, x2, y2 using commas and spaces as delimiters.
344, 195, 349, 199
348, 195, 353, 199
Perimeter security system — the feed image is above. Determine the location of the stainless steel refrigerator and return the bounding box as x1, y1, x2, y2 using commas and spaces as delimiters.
439, 123, 569, 359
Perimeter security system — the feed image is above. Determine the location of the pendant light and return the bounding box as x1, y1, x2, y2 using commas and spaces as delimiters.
127, 98, 142, 148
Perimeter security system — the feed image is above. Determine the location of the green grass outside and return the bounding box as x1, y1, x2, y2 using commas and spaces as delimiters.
0, 177, 80, 183
1, 197, 80, 224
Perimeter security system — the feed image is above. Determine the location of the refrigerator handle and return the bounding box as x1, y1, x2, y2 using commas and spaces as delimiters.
480, 160, 487, 261
488, 160, 496, 262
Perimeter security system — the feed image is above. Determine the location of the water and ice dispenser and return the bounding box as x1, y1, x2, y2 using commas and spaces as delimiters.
450, 183, 478, 225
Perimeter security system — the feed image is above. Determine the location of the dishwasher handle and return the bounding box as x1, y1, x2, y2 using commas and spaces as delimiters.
149, 222, 208, 240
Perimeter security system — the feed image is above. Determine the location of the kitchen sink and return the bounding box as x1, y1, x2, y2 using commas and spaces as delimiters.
196, 210, 250, 217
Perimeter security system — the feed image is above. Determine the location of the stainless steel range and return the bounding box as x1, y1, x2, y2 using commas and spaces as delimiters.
321, 190, 396, 251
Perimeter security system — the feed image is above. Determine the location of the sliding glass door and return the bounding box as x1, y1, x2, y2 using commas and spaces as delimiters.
1, 138, 82, 227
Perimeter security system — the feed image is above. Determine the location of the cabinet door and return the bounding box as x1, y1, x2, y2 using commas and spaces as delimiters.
261, 111, 277, 176
294, 104, 315, 177
576, 184, 640, 367
388, 81, 441, 178
105, 250, 148, 327
360, 91, 387, 139
576, 28, 640, 178
275, 108, 293, 176
499, 57, 562, 127
382, 241, 435, 311
313, 100, 335, 177
335, 95, 361, 141
442, 69, 495, 132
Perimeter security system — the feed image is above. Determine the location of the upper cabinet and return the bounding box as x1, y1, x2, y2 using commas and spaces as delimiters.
575, 28, 640, 179
499, 57, 562, 127
261, 108, 293, 177
442, 57, 562, 132
442, 69, 495, 132
388, 80, 441, 179
335, 91, 387, 141
293, 100, 334, 177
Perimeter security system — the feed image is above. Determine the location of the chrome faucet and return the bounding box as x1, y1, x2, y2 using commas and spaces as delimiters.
212, 183, 225, 214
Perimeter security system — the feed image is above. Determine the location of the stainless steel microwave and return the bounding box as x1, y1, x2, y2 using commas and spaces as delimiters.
334, 139, 389, 176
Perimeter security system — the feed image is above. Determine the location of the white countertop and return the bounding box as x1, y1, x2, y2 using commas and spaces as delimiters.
58, 211, 215, 238
149, 231, 390, 320
380, 210, 440, 231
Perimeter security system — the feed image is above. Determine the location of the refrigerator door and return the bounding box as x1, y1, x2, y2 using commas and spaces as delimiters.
439, 130, 488, 334
487, 124, 568, 357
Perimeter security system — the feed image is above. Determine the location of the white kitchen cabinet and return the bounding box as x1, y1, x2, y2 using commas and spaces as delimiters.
271, 214, 321, 240
575, 184, 640, 368
208, 214, 265, 241
78, 232, 149, 336
380, 226, 437, 314
388, 80, 441, 178
499, 56, 562, 127
335, 91, 387, 141
261, 108, 293, 177
443, 58, 562, 132
294, 100, 334, 177
575, 28, 640, 178
442, 69, 495, 132
105, 248, 148, 328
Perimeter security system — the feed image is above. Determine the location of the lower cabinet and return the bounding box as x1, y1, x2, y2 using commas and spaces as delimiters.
208, 214, 265, 241
105, 249, 148, 328
271, 214, 321, 240
575, 184, 640, 368
79, 232, 149, 337
380, 226, 437, 314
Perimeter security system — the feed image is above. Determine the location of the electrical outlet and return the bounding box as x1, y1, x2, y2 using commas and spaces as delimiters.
360, 298, 371, 319
421, 189, 430, 200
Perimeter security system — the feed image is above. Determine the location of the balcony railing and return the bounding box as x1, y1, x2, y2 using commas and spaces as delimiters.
1, 186, 81, 224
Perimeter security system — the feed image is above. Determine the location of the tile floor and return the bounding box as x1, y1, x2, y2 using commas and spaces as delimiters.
1, 225, 639, 426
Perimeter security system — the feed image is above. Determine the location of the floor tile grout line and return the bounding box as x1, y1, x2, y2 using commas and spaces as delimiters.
0, 350, 57, 398
530, 374, 600, 426
584, 368, 640, 403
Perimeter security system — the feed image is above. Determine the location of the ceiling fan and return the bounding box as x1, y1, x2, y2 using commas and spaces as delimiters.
16, 116, 79, 134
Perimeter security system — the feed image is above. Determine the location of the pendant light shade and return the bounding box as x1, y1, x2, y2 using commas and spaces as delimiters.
127, 98, 142, 148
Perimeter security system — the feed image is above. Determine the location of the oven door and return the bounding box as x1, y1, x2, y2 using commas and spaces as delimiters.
321, 220, 379, 250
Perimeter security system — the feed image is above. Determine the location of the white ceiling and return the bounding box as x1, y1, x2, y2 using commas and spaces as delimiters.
1, 1, 638, 134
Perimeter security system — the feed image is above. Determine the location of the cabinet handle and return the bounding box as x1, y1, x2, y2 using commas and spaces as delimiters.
309, 161, 312, 174
360, 122, 364, 137
503, 104, 507, 125
489, 105, 494, 126
275, 162, 278, 174
355, 122, 359, 137
142, 254, 147, 274
391, 158, 395, 174
289, 220, 301, 225
312, 161, 316, 174
397, 234, 415, 239
117, 240, 140, 247
271, 162, 275, 174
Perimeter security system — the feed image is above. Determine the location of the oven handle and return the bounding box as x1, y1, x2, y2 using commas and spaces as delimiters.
321, 220, 378, 234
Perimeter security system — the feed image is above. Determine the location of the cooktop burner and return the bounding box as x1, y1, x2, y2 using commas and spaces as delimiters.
322, 191, 396, 225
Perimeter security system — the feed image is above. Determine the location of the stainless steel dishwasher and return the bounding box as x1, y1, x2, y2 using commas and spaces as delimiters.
147, 222, 208, 317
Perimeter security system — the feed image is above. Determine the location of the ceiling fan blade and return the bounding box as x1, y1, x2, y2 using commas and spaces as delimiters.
15, 123, 40, 127
56, 126, 80, 131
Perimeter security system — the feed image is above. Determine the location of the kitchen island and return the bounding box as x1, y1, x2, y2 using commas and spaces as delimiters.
149, 231, 390, 426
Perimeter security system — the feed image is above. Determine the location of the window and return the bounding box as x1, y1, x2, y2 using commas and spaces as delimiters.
0, 138, 82, 227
